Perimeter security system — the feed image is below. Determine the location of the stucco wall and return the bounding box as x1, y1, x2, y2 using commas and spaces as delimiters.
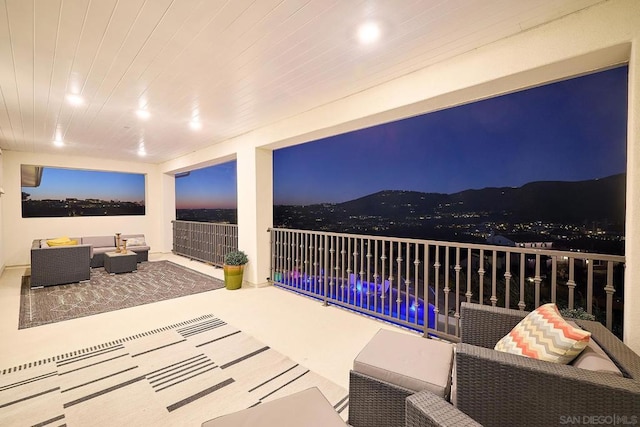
2, 151, 170, 266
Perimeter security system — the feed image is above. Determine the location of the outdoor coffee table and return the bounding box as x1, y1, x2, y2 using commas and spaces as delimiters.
104, 250, 137, 274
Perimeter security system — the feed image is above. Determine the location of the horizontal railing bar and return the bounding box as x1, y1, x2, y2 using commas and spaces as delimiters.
173, 219, 238, 228
268, 227, 624, 262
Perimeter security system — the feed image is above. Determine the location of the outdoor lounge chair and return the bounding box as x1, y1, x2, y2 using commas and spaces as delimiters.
453, 302, 640, 426
349, 303, 640, 427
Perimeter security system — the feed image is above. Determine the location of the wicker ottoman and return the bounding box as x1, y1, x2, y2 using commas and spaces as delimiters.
201, 387, 346, 427
104, 251, 137, 274
349, 329, 454, 427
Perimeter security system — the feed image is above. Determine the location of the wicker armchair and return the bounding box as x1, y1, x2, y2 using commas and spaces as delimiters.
350, 303, 640, 427
30, 239, 91, 287
453, 302, 640, 427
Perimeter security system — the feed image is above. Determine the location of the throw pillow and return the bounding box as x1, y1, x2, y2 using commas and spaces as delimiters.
494, 303, 591, 364
47, 239, 78, 246
46, 236, 71, 246
126, 237, 146, 246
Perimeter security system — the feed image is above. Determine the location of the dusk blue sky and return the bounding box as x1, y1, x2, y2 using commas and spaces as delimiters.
274, 66, 628, 205
175, 161, 237, 209
23, 167, 145, 202
174, 66, 627, 209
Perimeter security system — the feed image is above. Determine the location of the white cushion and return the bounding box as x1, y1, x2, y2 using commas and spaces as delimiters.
82, 235, 116, 247
571, 338, 623, 376
201, 387, 346, 427
353, 329, 454, 397
126, 237, 146, 246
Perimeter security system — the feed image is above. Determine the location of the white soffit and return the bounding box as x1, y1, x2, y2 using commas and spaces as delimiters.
0, 0, 605, 163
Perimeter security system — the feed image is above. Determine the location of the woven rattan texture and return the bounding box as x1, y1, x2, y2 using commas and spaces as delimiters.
405, 390, 481, 427
348, 370, 414, 427
456, 303, 640, 427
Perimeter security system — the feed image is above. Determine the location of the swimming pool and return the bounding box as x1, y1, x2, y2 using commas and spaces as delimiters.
273, 270, 436, 332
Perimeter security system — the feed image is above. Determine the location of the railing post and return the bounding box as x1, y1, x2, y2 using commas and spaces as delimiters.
490, 250, 498, 307
518, 253, 526, 310
478, 249, 485, 305
322, 234, 328, 306
504, 252, 511, 309
587, 258, 594, 314
551, 256, 557, 304
413, 243, 420, 329
361, 238, 367, 310
396, 242, 403, 321
443, 246, 450, 334
433, 246, 440, 332
268, 228, 274, 285
567, 258, 576, 309
454, 247, 461, 336
605, 262, 615, 330
423, 244, 430, 338
465, 248, 472, 303
534, 254, 541, 307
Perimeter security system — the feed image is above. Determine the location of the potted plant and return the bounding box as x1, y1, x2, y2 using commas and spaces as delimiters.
223, 250, 248, 290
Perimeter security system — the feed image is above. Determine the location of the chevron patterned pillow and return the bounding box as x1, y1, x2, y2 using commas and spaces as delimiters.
494, 303, 591, 364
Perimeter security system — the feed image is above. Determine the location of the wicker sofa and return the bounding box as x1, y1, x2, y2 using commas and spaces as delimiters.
349, 303, 640, 427
83, 234, 149, 267
30, 234, 150, 287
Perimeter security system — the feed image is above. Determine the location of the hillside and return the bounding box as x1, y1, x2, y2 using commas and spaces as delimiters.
334, 173, 625, 225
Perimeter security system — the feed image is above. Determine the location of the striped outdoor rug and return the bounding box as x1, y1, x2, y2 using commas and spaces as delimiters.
0, 315, 349, 426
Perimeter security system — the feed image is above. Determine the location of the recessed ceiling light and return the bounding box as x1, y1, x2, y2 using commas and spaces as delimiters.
66, 94, 84, 106
138, 147, 146, 156
357, 22, 381, 44
189, 120, 202, 130
136, 109, 151, 119
53, 127, 64, 146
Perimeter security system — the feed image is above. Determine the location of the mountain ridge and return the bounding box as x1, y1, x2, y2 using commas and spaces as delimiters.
326, 173, 625, 224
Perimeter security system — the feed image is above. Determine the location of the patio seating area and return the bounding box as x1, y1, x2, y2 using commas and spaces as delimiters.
1, 1, 640, 425
344, 302, 640, 427
176, 294, 640, 426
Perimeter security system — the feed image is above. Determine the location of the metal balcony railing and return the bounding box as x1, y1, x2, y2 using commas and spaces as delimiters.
172, 220, 238, 267
268, 228, 625, 341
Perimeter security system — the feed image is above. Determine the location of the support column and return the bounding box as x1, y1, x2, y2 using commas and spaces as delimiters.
237, 146, 273, 286
624, 41, 640, 353
161, 172, 176, 254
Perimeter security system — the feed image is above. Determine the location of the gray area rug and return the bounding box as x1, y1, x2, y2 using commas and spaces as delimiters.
0, 314, 348, 426
20, 261, 225, 329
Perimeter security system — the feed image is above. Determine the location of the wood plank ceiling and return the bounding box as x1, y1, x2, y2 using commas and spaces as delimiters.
0, 0, 604, 164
